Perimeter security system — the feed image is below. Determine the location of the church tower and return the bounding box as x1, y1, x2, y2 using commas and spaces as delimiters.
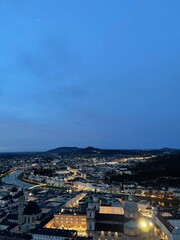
87, 196, 96, 237
18, 190, 25, 231
93, 193, 100, 211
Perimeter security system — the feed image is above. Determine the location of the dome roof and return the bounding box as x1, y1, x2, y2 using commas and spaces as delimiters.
124, 195, 138, 213
23, 201, 42, 215
124, 220, 139, 229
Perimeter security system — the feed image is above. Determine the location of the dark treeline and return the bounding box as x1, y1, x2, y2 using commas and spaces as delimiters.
107, 153, 180, 187
33, 167, 54, 177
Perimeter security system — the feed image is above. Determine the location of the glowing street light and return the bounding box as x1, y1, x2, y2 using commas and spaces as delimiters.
141, 222, 147, 228
139, 219, 154, 233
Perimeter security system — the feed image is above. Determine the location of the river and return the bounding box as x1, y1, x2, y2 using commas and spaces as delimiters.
1, 170, 34, 188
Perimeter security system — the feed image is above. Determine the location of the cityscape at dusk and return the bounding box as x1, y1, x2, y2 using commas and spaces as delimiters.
0, 1, 180, 240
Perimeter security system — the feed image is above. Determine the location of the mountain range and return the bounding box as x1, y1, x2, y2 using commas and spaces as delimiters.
46, 146, 179, 157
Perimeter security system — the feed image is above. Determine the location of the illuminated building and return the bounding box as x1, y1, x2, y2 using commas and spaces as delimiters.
87, 195, 154, 240
44, 194, 154, 239
46, 209, 87, 236
154, 211, 180, 240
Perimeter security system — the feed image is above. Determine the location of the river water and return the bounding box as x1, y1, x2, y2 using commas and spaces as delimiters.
1, 170, 34, 188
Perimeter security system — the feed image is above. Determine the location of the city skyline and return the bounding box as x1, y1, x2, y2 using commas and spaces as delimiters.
0, 0, 180, 152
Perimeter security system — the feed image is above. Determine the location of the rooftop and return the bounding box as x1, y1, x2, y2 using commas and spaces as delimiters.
31, 227, 77, 237
96, 213, 124, 223
95, 222, 124, 232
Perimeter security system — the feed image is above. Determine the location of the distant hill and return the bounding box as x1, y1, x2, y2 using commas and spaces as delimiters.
47, 146, 101, 155
47, 147, 80, 153
46, 146, 179, 157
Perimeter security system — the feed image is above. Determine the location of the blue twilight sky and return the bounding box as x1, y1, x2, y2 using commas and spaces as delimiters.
0, 0, 180, 152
